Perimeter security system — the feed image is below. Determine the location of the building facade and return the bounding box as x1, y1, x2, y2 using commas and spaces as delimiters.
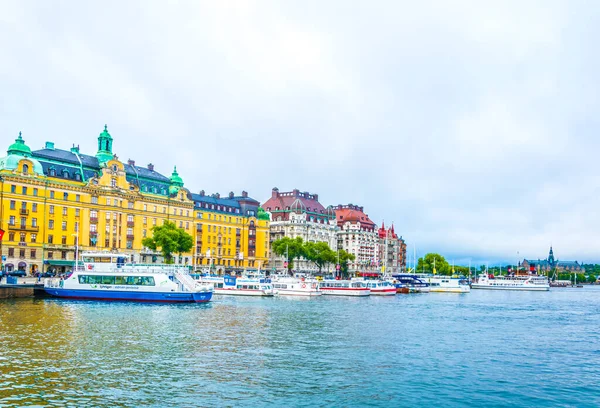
262, 188, 337, 273
377, 222, 403, 274
522, 247, 585, 274
335, 204, 379, 273
0, 127, 269, 275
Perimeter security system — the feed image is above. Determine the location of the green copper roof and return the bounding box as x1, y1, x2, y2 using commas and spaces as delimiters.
170, 166, 184, 186
96, 124, 114, 164
7, 132, 32, 157
257, 207, 270, 221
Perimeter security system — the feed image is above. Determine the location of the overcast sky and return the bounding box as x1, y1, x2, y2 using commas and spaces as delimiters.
1, 1, 599, 264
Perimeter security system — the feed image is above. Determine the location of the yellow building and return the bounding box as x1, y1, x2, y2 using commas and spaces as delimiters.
0, 127, 269, 275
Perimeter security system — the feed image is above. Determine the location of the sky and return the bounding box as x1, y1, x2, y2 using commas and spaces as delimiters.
1, 1, 599, 264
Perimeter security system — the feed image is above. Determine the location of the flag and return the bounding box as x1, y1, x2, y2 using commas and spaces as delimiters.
0, 228, 4, 241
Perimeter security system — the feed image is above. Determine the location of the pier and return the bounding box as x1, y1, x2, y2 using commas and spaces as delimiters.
0, 278, 46, 299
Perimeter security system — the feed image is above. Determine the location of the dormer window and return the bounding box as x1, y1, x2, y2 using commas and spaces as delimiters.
74, 173, 81, 181
22, 164, 29, 174
49, 168, 56, 176
112, 164, 118, 172
111, 178, 117, 188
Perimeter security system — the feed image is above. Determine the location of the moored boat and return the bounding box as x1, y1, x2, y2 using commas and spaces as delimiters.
271, 275, 322, 296
360, 280, 397, 296
419, 275, 470, 293
44, 252, 213, 303
319, 279, 370, 296
471, 273, 549, 291
196, 275, 276, 296
392, 274, 431, 293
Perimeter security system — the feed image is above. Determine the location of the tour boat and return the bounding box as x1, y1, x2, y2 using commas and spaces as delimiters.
392, 274, 431, 293
271, 275, 322, 296
361, 280, 397, 296
420, 275, 471, 293
44, 253, 213, 303
196, 275, 276, 296
471, 273, 550, 291
319, 279, 370, 296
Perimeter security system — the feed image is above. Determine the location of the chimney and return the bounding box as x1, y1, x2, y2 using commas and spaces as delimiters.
215, 193, 220, 199
199, 190, 205, 197
128, 159, 135, 166
229, 191, 234, 199
147, 163, 154, 171
45, 141, 55, 150
292, 189, 299, 197
272, 187, 279, 199
313, 194, 319, 201
70, 144, 79, 154
242, 191, 248, 198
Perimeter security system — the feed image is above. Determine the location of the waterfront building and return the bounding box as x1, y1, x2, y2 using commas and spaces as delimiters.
521, 246, 585, 274
262, 188, 337, 273
335, 204, 379, 273
0, 127, 269, 275
377, 222, 403, 274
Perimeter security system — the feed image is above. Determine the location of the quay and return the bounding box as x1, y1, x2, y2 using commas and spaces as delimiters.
0, 278, 46, 299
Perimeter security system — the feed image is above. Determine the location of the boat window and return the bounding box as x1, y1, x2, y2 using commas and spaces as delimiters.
102, 276, 116, 285
115, 276, 127, 285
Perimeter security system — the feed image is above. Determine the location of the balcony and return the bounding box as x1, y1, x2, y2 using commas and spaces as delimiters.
127, 221, 135, 227
90, 231, 98, 237
20, 209, 29, 215
126, 234, 135, 240
90, 217, 98, 224
196, 226, 203, 232
196, 240, 202, 245
8, 224, 40, 232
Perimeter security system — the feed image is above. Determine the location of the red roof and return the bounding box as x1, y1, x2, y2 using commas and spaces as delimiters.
262, 188, 334, 222
335, 204, 375, 231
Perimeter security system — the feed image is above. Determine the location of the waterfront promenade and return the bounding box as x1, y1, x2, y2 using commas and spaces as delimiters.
1, 287, 599, 407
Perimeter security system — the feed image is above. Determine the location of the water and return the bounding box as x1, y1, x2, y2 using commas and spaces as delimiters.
1, 288, 599, 407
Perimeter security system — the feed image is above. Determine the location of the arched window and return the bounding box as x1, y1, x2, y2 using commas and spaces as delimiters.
62, 169, 70, 178
74, 173, 81, 181
22, 164, 29, 174
250, 221, 255, 227
111, 178, 117, 187
49, 168, 56, 176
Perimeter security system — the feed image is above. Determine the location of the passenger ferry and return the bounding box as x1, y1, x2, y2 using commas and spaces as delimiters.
271, 275, 322, 296
471, 273, 550, 291
418, 275, 471, 293
360, 280, 397, 296
44, 253, 213, 303
319, 279, 370, 296
392, 274, 431, 293
196, 275, 276, 296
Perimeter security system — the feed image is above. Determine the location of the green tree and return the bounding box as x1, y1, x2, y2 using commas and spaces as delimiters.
337, 249, 356, 278
416, 253, 451, 275
587, 274, 597, 283
272, 236, 305, 274
141, 221, 193, 264
304, 242, 336, 274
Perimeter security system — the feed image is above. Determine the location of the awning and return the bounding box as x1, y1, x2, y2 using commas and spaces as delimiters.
44, 260, 75, 266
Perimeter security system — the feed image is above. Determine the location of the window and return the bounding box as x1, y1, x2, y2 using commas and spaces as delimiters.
61, 251, 67, 260
8, 216, 15, 226
75, 173, 81, 181
90, 224, 97, 232
30, 249, 36, 259
111, 178, 117, 187
49, 220, 54, 229
22, 186, 27, 195
8, 248, 14, 257
62, 236, 67, 245
143, 217, 147, 225
90, 210, 98, 218
186, 222, 189, 229
128, 201, 134, 209
173, 208, 177, 215
32, 218, 37, 227
74, 221, 79, 232
91, 196, 98, 204
106, 198, 111, 205
48, 235, 53, 244
49, 190, 55, 198
75, 194, 80, 202
75, 208, 80, 217
32, 203, 37, 212
63, 192, 68, 200
63, 207, 68, 216
19, 249, 25, 258
10, 200, 15, 210
31, 234, 37, 243
114, 199, 118, 206
20, 233, 26, 243
33, 188, 38, 196
179, 209, 183, 216
49, 205, 54, 214
127, 228, 133, 236
179, 221, 183, 228
127, 215, 134, 222
10, 185, 16, 193
47, 251, 53, 259
153, 218, 157, 226
143, 229, 147, 238
106, 212, 111, 220
154, 206, 157, 212
62, 221, 67, 231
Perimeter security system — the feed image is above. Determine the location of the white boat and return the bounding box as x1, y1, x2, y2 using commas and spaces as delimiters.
472, 273, 550, 291
421, 275, 471, 293
44, 252, 213, 303
319, 279, 370, 296
271, 275, 322, 296
360, 280, 397, 296
391, 274, 431, 293
196, 275, 276, 296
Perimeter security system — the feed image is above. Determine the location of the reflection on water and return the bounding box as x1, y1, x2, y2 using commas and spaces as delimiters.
1, 289, 600, 407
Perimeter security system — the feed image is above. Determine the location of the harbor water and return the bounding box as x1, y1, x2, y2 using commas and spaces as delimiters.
1, 288, 599, 407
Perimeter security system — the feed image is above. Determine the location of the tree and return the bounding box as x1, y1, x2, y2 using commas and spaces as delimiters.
272, 236, 305, 274
416, 253, 451, 275
304, 242, 336, 274
141, 221, 193, 264
337, 249, 356, 278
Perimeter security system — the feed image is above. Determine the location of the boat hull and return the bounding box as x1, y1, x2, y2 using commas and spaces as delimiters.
471, 284, 549, 291
213, 288, 274, 296
371, 289, 397, 296
277, 290, 322, 296
321, 289, 370, 296
429, 287, 470, 293
44, 288, 213, 303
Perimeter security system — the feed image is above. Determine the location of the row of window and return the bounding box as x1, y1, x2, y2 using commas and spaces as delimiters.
8, 185, 82, 202
78, 275, 155, 286
5, 248, 68, 260
47, 168, 82, 181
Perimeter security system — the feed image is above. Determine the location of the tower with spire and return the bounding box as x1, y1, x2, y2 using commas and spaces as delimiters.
548, 246, 556, 269
96, 125, 114, 164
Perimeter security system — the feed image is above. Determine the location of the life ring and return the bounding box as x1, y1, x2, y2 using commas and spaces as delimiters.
87, 264, 93, 270
301, 283, 307, 289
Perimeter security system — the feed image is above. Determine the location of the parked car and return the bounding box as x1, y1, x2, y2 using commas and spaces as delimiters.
2, 270, 27, 277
